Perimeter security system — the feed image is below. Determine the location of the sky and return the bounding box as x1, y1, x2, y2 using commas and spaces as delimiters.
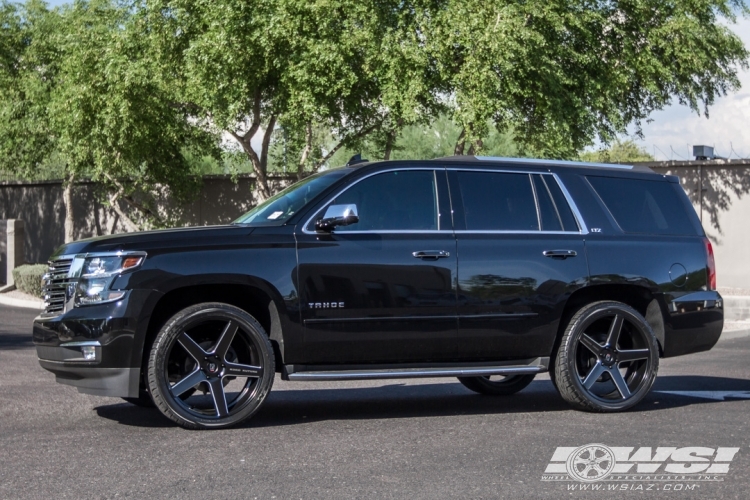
631, 17, 750, 160
41, 1, 750, 160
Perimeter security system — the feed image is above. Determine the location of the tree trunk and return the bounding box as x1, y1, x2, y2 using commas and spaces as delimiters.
384, 130, 396, 160
297, 122, 312, 180
108, 189, 140, 232
454, 128, 466, 156
63, 173, 75, 243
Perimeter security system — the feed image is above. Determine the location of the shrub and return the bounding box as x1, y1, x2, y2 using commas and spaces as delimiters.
11, 264, 47, 298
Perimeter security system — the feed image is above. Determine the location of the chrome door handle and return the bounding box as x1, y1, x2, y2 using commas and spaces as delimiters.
543, 249, 577, 259
413, 250, 451, 260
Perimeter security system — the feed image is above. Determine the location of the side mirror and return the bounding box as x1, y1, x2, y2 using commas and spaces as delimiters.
315, 204, 359, 231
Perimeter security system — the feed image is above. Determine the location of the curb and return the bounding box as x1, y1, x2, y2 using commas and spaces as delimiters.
0, 294, 44, 310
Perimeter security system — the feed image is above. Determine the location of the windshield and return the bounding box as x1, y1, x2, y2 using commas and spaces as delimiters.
233, 169, 349, 226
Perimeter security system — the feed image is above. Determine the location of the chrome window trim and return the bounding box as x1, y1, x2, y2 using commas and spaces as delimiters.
300, 166, 589, 236
474, 156, 634, 170
550, 173, 589, 234
454, 230, 580, 235
301, 167, 443, 235
528, 173, 542, 231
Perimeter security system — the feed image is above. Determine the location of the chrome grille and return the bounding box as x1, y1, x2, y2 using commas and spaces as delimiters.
43, 258, 73, 314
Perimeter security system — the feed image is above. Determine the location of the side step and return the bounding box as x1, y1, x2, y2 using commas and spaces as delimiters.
283, 357, 548, 381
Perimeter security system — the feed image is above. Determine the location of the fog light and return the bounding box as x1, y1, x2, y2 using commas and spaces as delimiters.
81, 346, 97, 361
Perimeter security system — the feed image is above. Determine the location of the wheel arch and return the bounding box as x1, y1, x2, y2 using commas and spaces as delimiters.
138, 277, 289, 375
554, 284, 665, 360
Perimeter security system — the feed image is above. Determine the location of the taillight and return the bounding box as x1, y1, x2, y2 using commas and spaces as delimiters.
704, 237, 716, 291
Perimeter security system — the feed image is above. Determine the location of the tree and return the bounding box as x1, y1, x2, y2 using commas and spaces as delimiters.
145, 0, 443, 197
427, 0, 748, 157
580, 140, 655, 163
0, 0, 219, 240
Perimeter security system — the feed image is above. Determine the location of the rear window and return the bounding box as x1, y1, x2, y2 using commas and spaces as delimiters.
587, 176, 697, 235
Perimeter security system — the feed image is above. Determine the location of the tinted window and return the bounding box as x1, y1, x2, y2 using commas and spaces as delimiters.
533, 175, 562, 231
533, 174, 579, 232
330, 170, 438, 231
587, 176, 697, 235
234, 169, 347, 226
543, 175, 579, 232
457, 172, 539, 230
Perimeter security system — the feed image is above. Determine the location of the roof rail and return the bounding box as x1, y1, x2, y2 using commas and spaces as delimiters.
435, 155, 634, 170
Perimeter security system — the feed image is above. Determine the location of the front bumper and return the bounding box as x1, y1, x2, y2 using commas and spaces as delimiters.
33, 289, 153, 398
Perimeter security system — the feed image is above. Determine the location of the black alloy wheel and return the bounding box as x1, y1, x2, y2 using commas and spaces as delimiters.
458, 374, 536, 396
147, 303, 275, 429
554, 301, 659, 412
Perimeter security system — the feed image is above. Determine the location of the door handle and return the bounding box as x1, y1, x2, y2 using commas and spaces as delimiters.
543, 249, 577, 259
412, 250, 451, 260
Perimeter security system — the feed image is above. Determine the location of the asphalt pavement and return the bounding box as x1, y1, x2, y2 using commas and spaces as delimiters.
1, 303, 749, 499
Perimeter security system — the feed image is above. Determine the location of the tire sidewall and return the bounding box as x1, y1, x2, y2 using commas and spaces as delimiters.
147, 303, 275, 429
559, 301, 659, 412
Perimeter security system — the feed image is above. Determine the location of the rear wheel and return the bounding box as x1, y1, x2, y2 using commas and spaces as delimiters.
147, 303, 275, 429
554, 301, 659, 412
458, 374, 536, 395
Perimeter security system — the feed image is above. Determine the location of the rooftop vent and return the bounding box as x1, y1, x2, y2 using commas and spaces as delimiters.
693, 145, 715, 160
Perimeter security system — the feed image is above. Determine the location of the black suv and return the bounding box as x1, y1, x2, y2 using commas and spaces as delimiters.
34, 157, 723, 429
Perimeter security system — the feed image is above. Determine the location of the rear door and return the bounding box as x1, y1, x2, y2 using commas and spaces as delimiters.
448, 168, 590, 360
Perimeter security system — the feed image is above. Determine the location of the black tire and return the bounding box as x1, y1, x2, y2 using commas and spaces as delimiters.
147, 303, 275, 429
554, 301, 659, 412
458, 374, 536, 395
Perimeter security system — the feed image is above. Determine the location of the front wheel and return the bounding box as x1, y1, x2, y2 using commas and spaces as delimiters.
554, 301, 659, 412
147, 303, 275, 429
458, 374, 536, 395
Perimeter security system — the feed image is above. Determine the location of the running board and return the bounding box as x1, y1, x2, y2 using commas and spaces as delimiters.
283, 357, 549, 381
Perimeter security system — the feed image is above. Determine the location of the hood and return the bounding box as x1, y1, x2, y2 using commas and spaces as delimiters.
51, 225, 254, 258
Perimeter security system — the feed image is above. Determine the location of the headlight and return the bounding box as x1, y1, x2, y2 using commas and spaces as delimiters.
74, 254, 144, 306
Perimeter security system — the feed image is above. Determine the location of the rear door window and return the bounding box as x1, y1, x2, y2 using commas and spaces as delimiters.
587, 176, 698, 235
456, 171, 539, 230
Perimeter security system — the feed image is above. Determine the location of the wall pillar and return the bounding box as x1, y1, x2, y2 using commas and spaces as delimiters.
4, 219, 25, 288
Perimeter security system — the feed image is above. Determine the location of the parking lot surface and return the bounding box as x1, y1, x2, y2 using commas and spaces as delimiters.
2, 303, 749, 499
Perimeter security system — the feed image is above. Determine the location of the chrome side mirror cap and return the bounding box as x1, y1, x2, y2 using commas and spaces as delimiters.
315, 204, 359, 231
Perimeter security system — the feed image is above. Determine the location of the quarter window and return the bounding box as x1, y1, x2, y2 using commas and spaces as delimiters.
587, 176, 698, 235
327, 170, 438, 231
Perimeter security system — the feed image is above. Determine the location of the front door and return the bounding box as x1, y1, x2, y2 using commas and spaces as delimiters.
295, 168, 458, 364
448, 168, 589, 360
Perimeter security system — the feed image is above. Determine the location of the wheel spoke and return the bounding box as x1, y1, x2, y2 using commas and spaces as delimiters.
582, 362, 606, 389
213, 321, 239, 359
178, 332, 208, 362
224, 361, 263, 378
208, 378, 229, 417
609, 367, 631, 399
618, 348, 650, 363
580, 334, 603, 355
606, 314, 624, 347
170, 369, 207, 397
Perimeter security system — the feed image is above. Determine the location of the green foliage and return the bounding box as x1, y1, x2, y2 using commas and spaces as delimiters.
580, 140, 655, 164
1, 0, 748, 209
0, 0, 220, 229
12, 263, 47, 298
428, 0, 749, 157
